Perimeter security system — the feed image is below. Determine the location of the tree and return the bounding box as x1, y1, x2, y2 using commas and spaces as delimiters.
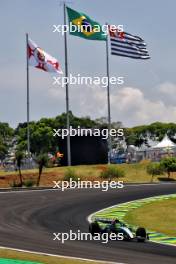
15, 151, 24, 186
147, 162, 164, 182
15, 112, 99, 155
160, 157, 176, 178
0, 141, 8, 160
0, 122, 13, 141
36, 153, 49, 186
124, 122, 176, 147
0, 122, 13, 160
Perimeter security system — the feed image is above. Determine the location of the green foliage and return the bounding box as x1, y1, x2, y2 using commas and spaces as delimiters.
124, 122, 176, 147
36, 153, 49, 186
15, 112, 123, 155
10, 181, 22, 188
36, 153, 49, 167
15, 151, 24, 167
0, 143, 8, 160
0, 122, 13, 139
147, 162, 164, 181
7, 114, 176, 156
15, 150, 24, 186
100, 165, 125, 180
147, 157, 176, 180
15, 112, 97, 154
23, 179, 36, 187
11, 179, 35, 188
0, 122, 13, 159
63, 168, 79, 181
147, 162, 164, 175
160, 157, 176, 178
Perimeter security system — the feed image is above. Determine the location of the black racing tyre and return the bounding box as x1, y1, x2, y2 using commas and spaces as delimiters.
123, 233, 132, 241
89, 222, 101, 236
136, 227, 147, 242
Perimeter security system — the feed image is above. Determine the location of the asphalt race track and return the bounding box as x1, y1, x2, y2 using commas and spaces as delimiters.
0, 184, 176, 264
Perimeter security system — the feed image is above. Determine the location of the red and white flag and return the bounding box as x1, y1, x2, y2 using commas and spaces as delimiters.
28, 38, 63, 74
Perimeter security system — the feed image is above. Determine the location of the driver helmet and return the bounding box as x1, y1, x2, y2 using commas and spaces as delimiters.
112, 218, 120, 224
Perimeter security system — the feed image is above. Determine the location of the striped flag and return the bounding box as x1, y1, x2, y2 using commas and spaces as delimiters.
109, 26, 150, 60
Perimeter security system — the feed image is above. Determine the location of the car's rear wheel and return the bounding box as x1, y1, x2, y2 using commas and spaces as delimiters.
89, 222, 101, 236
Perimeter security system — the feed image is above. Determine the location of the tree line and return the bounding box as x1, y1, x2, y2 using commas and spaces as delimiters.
1, 114, 176, 158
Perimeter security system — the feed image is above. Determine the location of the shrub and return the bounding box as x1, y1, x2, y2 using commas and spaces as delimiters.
63, 168, 79, 181
147, 162, 164, 182
100, 165, 125, 180
160, 157, 176, 178
10, 181, 22, 188
23, 179, 35, 187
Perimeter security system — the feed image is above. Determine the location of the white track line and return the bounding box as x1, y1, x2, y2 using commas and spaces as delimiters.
0, 246, 125, 264
0, 182, 175, 194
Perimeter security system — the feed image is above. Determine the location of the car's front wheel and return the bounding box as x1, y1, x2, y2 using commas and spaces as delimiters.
136, 227, 147, 242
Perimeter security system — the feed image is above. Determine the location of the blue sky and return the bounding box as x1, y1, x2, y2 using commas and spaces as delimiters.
1, 0, 176, 127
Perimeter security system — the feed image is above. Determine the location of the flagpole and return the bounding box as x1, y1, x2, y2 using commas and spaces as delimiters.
63, 2, 71, 166
26, 33, 30, 157
105, 24, 112, 164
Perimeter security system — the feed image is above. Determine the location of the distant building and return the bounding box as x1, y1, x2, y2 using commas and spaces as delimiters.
134, 135, 176, 162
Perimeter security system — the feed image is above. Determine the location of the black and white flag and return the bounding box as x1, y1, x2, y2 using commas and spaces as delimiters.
109, 27, 150, 59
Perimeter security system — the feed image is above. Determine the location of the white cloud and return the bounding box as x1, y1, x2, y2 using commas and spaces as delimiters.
48, 83, 176, 126
158, 82, 176, 95
112, 86, 176, 126
4, 75, 176, 127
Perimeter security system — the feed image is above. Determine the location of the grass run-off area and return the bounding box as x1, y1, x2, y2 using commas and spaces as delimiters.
0, 248, 103, 264
0, 161, 176, 187
124, 197, 176, 237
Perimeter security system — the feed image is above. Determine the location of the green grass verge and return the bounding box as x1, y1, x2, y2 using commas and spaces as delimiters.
124, 197, 176, 237
1, 162, 176, 187
0, 249, 103, 264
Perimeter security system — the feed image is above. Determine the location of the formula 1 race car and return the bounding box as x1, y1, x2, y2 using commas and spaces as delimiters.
89, 218, 149, 242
